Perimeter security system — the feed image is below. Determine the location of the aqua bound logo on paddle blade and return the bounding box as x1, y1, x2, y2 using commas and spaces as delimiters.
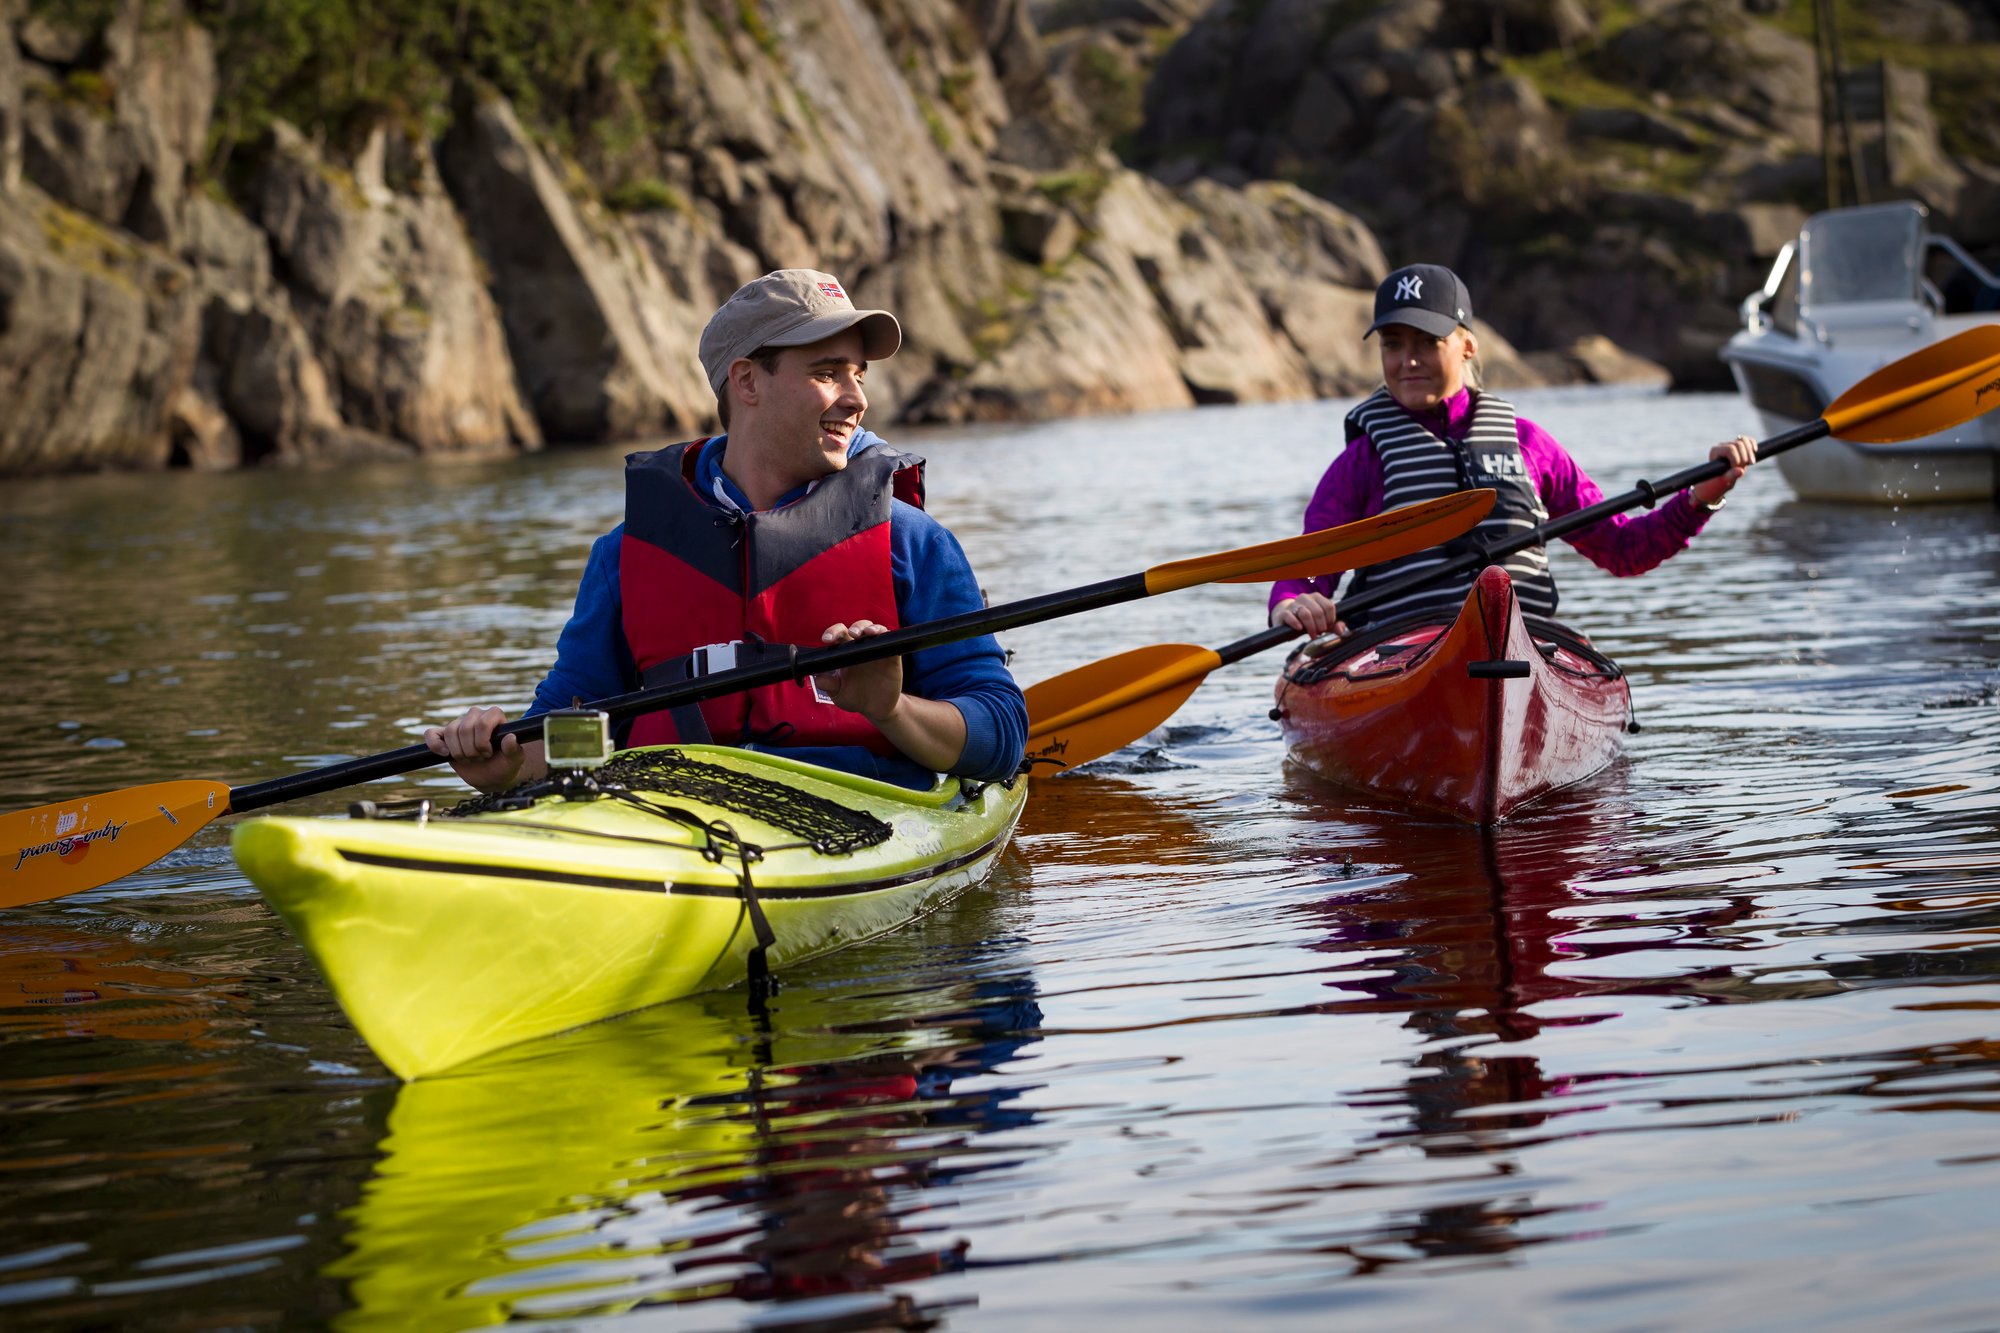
13, 816, 127, 872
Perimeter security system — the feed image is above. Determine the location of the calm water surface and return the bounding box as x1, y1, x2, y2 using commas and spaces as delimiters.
3, 389, 1999, 1330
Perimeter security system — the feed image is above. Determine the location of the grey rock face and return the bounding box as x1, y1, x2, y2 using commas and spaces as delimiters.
0, 5, 22, 194
251, 122, 539, 455
199, 294, 349, 465
2, 0, 1426, 474
1132, 0, 1996, 389
19, 76, 151, 231
0, 188, 199, 472
1177, 179, 1388, 395
19, 0, 1985, 473
437, 91, 708, 442
16, 0, 215, 249
1599, 3, 1819, 145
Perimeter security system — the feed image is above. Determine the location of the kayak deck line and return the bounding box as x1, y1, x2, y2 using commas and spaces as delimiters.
365, 811, 713, 853
332, 833, 1015, 899
334, 849, 670, 892
663, 838, 1014, 898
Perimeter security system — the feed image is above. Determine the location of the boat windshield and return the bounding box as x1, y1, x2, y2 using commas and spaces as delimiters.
1798, 202, 1925, 310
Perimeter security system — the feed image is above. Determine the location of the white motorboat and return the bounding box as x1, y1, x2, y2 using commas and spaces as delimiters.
1720, 201, 2000, 504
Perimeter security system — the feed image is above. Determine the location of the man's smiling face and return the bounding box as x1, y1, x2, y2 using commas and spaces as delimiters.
750, 327, 870, 481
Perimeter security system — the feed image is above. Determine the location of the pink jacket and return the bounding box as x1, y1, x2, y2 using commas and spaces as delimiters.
1270, 388, 1714, 611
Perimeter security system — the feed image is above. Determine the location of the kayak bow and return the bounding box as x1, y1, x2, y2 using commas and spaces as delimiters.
232, 744, 1026, 1079
1274, 566, 1631, 823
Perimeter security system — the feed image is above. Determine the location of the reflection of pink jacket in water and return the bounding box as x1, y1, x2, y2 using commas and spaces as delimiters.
1270, 388, 1718, 614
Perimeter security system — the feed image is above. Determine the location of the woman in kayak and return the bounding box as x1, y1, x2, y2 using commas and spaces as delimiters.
1269, 263, 1758, 638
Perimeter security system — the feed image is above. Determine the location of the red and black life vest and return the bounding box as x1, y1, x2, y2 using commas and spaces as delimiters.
619, 438, 926, 751
1340, 388, 1558, 627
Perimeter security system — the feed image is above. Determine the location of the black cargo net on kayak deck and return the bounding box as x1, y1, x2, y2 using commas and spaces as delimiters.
446, 748, 895, 858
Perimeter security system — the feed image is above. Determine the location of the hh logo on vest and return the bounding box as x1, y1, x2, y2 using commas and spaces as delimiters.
1477, 451, 1528, 481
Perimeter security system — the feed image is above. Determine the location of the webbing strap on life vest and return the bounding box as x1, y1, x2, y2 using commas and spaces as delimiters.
636, 638, 803, 745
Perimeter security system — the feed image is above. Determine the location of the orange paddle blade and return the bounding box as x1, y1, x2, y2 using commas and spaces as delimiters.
1827, 325, 2000, 443
1, 780, 232, 909
1142, 489, 1493, 595
1025, 643, 1223, 773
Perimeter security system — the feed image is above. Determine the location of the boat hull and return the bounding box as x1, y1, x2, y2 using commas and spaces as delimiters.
1722, 345, 2000, 503
233, 745, 1027, 1079
1276, 566, 1631, 824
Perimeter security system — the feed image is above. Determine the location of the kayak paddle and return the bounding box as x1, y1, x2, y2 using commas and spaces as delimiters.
1, 488, 1494, 909
1025, 323, 2000, 770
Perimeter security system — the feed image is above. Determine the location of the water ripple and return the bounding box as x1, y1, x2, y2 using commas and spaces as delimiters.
2, 397, 1998, 1328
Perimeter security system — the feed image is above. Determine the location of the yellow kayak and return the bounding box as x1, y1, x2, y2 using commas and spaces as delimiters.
233, 744, 1027, 1079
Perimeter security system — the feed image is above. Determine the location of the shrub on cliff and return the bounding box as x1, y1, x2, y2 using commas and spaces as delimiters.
28, 0, 667, 173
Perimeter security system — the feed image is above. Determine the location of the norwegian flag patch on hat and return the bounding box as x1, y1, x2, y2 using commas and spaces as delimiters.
697, 269, 903, 392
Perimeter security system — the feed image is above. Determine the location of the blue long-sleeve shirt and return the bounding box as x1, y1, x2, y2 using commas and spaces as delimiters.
526, 430, 1026, 789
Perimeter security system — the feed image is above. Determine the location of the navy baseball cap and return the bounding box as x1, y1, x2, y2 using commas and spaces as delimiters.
1364, 263, 1474, 339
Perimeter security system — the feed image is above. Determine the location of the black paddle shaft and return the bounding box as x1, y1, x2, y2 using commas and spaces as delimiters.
1212, 417, 1830, 667
227, 572, 1152, 812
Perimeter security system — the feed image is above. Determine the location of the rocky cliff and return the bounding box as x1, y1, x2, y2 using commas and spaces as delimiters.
1136, 0, 2000, 387
2, 0, 1995, 474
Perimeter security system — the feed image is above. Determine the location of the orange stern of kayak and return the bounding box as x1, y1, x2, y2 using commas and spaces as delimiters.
1274, 566, 1632, 823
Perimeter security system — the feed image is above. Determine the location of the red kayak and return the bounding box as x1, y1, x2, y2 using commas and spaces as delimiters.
1274, 565, 1632, 823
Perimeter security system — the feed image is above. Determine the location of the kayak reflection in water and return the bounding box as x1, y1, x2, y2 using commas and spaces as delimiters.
1286, 801, 1762, 1271
678, 982, 1045, 1308
1268, 263, 1759, 639
330, 974, 1045, 1329
424, 269, 1027, 794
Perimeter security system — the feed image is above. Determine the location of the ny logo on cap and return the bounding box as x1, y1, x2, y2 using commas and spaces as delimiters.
1396, 274, 1423, 301
818, 281, 847, 301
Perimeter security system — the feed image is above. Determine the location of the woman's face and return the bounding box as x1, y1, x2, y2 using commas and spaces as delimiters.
1377, 324, 1477, 414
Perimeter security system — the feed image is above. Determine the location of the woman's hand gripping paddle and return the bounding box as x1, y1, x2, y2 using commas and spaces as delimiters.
1024, 324, 2000, 772
1, 488, 1497, 909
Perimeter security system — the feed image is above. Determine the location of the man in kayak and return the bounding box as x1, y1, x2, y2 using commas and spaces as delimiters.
1269, 263, 1759, 637
425, 269, 1027, 793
